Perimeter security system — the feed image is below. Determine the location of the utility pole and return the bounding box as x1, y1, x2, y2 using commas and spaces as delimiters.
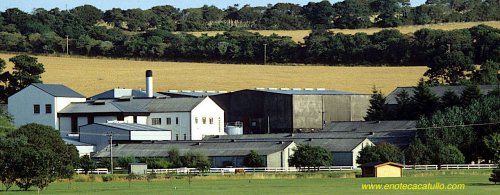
106, 131, 113, 174
267, 115, 270, 134
263, 44, 267, 65
66, 35, 69, 55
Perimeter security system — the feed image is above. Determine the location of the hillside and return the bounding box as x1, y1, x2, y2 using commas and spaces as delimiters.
0, 53, 427, 97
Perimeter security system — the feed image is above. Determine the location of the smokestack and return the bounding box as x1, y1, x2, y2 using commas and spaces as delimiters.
146, 70, 153, 98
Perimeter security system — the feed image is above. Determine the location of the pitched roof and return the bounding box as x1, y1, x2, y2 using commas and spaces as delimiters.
159, 90, 226, 98
80, 123, 169, 131
63, 138, 93, 146
254, 88, 360, 95
91, 88, 167, 100
360, 161, 404, 168
385, 85, 497, 104
59, 97, 206, 114
323, 121, 416, 132
32, 83, 85, 98
146, 98, 205, 112
93, 141, 294, 158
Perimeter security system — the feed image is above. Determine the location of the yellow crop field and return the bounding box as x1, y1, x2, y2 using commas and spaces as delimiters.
0, 53, 427, 97
188, 21, 500, 42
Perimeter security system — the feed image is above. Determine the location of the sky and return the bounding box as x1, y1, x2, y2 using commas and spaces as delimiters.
1, 0, 428, 12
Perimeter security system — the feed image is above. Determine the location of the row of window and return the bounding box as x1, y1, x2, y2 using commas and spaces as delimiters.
194, 117, 215, 125
33, 104, 51, 114
151, 117, 180, 126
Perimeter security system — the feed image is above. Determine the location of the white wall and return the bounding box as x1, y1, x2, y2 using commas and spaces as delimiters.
191, 97, 225, 140
267, 142, 296, 168
352, 139, 374, 168
148, 112, 190, 140
54, 97, 86, 128
75, 145, 95, 157
8, 86, 56, 128
130, 131, 171, 141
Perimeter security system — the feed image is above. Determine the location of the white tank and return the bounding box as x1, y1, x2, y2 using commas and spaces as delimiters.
224, 121, 243, 135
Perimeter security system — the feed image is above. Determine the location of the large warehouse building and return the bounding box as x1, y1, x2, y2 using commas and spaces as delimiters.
211, 88, 371, 134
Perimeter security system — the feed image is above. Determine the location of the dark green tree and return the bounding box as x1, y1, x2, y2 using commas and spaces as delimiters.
490, 165, 500, 184
302, 1, 335, 28
460, 84, 482, 106
395, 89, 415, 120
243, 150, 266, 167
412, 79, 439, 117
117, 156, 137, 168
364, 87, 386, 121
371, 0, 407, 27
289, 144, 332, 171
406, 138, 431, 165
473, 60, 499, 85
333, 0, 372, 29
483, 133, 500, 163
167, 148, 183, 168
70, 5, 103, 27
440, 90, 461, 109
357, 143, 402, 165
79, 155, 96, 174
0, 55, 45, 103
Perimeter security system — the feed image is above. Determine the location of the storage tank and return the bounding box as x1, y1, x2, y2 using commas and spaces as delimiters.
224, 121, 243, 135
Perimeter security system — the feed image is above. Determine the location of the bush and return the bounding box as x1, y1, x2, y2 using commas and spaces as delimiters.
101, 175, 113, 182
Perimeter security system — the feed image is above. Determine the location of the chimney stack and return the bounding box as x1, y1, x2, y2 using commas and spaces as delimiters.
146, 70, 153, 98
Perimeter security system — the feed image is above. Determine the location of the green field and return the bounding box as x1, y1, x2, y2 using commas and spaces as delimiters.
1, 170, 498, 194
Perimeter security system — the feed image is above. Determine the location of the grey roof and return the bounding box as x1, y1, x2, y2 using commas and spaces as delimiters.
63, 138, 93, 146
32, 83, 85, 98
91, 88, 167, 100
59, 99, 150, 114
254, 88, 360, 95
59, 97, 205, 114
80, 123, 169, 131
159, 90, 225, 97
323, 121, 416, 132
385, 85, 497, 104
94, 141, 294, 158
146, 98, 204, 112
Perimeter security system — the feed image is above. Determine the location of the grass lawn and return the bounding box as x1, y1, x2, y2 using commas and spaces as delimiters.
1, 170, 498, 194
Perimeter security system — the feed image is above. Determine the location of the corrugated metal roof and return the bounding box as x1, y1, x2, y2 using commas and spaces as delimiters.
91, 88, 167, 100
81, 123, 169, 131
63, 138, 93, 146
146, 98, 204, 112
32, 83, 85, 98
385, 85, 497, 104
323, 121, 416, 132
254, 88, 359, 95
159, 91, 224, 97
94, 141, 294, 158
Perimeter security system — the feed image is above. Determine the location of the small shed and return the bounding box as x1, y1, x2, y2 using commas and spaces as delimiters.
360, 162, 404, 177
129, 163, 148, 174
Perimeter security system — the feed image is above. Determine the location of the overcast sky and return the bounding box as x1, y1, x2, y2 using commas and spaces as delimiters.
1, 0, 427, 12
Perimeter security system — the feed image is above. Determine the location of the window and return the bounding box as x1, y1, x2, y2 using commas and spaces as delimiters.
184, 134, 187, 140
195, 117, 198, 124
202, 117, 206, 124
218, 117, 221, 132
175, 117, 179, 125
45, 104, 52, 114
33, 104, 40, 114
209, 117, 214, 124
117, 115, 124, 121
133, 116, 137, 123
152, 118, 162, 125
166, 117, 171, 125
71, 116, 78, 134
176, 134, 179, 141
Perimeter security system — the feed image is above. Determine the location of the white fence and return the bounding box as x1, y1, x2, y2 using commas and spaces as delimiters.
403, 164, 496, 170
75, 168, 109, 174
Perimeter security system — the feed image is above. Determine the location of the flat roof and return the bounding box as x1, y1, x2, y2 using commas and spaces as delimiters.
81, 123, 169, 131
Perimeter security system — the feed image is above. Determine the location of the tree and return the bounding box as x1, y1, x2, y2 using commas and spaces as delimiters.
395, 89, 415, 120
0, 55, 45, 103
412, 79, 439, 118
289, 144, 332, 171
473, 60, 499, 85
460, 84, 482, 106
333, 0, 372, 29
406, 138, 430, 165
75, 35, 100, 55
182, 151, 211, 174
372, 0, 407, 27
79, 155, 96, 174
302, 1, 335, 28
484, 133, 500, 163
364, 87, 386, 121
357, 143, 402, 165
490, 165, 500, 184
243, 150, 265, 167
1, 123, 79, 191
440, 90, 460, 109
438, 144, 465, 164
117, 156, 137, 168
70, 5, 103, 27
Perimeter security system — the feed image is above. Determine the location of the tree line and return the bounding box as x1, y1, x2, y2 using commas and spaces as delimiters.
1, 1, 498, 33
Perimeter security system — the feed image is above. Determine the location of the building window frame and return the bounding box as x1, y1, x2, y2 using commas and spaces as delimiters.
209, 117, 214, 124
202, 117, 206, 124
152, 118, 162, 125
45, 104, 52, 114
175, 117, 179, 125
33, 104, 40, 114
166, 117, 171, 125
195, 117, 198, 124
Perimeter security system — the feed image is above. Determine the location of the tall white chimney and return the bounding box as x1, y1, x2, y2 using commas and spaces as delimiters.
146, 70, 153, 98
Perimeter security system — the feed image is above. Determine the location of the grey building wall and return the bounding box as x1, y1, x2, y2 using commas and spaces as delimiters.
332, 152, 354, 166
212, 90, 293, 134
79, 125, 130, 151
292, 95, 323, 130
323, 95, 370, 122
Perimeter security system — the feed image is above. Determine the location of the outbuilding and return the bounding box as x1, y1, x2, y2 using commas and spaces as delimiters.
360, 162, 404, 177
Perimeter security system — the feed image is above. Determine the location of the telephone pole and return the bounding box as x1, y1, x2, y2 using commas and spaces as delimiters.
106, 131, 113, 174
263, 44, 267, 65
66, 35, 69, 55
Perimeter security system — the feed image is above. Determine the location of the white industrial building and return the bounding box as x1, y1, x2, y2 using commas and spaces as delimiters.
7, 83, 86, 129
